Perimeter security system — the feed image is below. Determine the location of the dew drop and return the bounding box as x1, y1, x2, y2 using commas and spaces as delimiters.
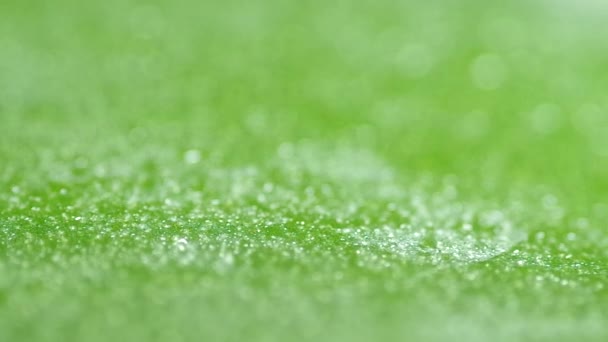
184, 149, 201, 165
174, 237, 189, 252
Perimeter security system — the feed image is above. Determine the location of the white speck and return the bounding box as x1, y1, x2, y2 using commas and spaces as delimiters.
222, 253, 234, 266
184, 149, 201, 164
174, 238, 189, 252
470, 53, 508, 90
535, 231, 545, 240
566, 232, 577, 241
263, 183, 274, 192
256, 193, 267, 203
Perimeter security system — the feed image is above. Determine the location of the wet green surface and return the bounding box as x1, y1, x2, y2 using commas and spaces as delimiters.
1, 1, 608, 341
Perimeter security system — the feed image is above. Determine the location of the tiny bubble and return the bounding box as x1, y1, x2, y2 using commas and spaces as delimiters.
184, 149, 201, 164
174, 238, 189, 252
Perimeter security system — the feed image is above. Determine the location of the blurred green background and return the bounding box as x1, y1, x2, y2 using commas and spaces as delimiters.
1, 0, 607, 341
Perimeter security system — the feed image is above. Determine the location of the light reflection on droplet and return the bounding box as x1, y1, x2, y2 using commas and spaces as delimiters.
184, 149, 201, 165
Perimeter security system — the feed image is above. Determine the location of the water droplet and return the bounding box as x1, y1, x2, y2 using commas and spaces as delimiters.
566, 232, 577, 241
174, 238, 189, 252
184, 149, 201, 164
535, 231, 546, 241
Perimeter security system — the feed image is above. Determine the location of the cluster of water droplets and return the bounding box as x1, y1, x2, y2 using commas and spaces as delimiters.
0, 142, 542, 277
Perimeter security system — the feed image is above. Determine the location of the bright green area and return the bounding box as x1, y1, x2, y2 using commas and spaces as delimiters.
1, 0, 608, 341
